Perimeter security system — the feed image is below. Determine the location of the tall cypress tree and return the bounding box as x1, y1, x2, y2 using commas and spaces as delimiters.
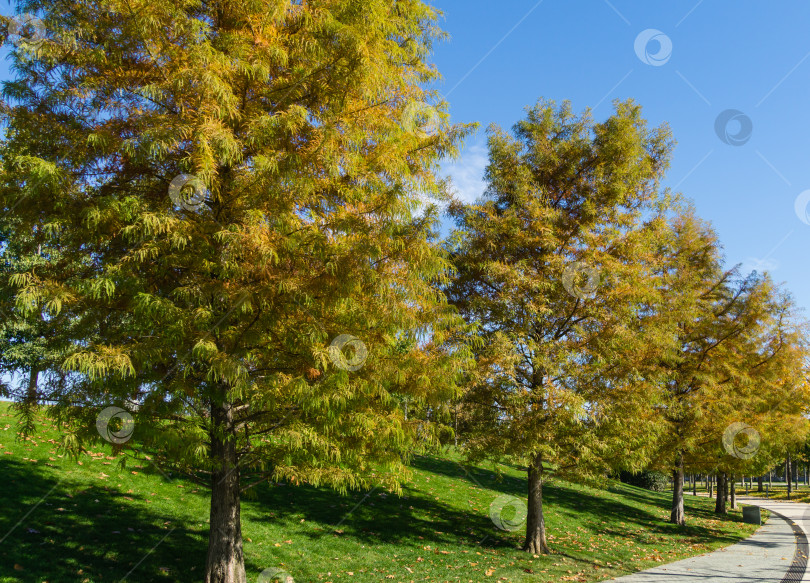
0, 1, 472, 580
649, 209, 809, 524
0, 228, 76, 435
446, 99, 676, 553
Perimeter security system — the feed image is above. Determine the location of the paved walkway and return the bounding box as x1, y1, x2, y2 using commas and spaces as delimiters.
605, 496, 810, 582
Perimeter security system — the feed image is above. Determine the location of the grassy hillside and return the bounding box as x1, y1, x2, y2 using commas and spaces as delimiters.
0, 403, 764, 583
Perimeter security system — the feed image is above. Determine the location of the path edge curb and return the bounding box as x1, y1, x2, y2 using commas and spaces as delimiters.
755, 507, 809, 583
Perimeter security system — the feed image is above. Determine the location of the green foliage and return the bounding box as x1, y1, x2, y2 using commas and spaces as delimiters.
0, 0, 476, 577
0, 0, 478, 484
445, 97, 810, 543
644, 207, 810, 490
446, 98, 679, 550
619, 470, 669, 492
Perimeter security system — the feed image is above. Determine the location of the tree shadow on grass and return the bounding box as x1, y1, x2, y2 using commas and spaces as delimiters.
0, 449, 756, 583
244, 455, 747, 564
0, 458, 206, 583
411, 454, 527, 496
610, 483, 749, 525
245, 479, 502, 549
410, 456, 729, 541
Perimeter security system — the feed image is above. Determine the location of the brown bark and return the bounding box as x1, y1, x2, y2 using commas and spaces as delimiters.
730, 475, 736, 509
453, 405, 458, 448
522, 452, 549, 554
708, 474, 713, 498
25, 367, 39, 405
787, 455, 792, 500
757, 475, 763, 492
204, 400, 246, 583
715, 473, 727, 514
670, 453, 685, 525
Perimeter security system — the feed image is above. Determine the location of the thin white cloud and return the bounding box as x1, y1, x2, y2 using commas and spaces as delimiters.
442, 143, 488, 205
741, 256, 779, 275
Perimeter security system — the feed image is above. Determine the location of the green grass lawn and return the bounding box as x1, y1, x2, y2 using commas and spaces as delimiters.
0, 403, 766, 583
686, 483, 810, 501
745, 486, 810, 502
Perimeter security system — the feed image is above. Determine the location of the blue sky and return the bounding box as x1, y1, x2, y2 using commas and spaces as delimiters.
433, 1, 810, 313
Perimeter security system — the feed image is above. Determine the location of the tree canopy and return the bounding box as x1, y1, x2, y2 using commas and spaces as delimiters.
0, 1, 474, 580
446, 98, 687, 552
0, 2, 808, 578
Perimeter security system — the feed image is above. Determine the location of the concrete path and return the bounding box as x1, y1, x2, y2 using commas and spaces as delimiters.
604, 496, 810, 582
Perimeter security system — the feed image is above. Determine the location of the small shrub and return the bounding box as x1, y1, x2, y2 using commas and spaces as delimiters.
619, 470, 669, 492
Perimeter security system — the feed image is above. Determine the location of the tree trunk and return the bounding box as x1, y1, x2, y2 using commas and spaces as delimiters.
692, 473, 697, 496
730, 475, 737, 509
713, 474, 720, 511
25, 366, 39, 405
715, 473, 727, 514
523, 452, 550, 554
454, 404, 458, 448
787, 455, 792, 500
757, 475, 763, 492
708, 474, 713, 498
670, 453, 685, 525
205, 401, 246, 583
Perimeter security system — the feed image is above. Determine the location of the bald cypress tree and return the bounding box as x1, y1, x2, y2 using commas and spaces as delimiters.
0, 229, 74, 434
649, 209, 809, 524
0, 1, 472, 580
446, 99, 675, 554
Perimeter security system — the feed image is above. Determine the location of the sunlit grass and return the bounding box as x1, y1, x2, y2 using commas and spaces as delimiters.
0, 403, 765, 583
